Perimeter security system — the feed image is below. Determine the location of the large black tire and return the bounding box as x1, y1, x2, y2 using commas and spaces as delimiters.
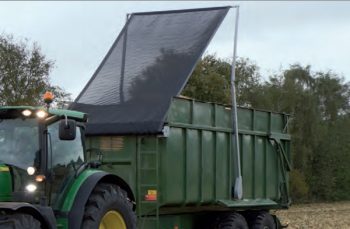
249, 211, 276, 229
81, 183, 136, 229
216, 212, 249, 229
0, 213, 41, 229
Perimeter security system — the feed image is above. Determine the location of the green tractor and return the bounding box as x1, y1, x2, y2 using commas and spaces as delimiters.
0, 105, 136, 229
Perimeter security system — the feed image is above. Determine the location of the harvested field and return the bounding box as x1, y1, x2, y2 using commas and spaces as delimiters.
276, 201, 350, 229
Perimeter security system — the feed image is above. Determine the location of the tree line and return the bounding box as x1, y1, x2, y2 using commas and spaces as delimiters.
183, 55, 350, 202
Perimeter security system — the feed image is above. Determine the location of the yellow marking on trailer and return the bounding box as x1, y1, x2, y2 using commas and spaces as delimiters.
147, 190, 157, 195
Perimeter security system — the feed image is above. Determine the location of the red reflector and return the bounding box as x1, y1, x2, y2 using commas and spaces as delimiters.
145, 190, 157, 201
144, 194, 157, 201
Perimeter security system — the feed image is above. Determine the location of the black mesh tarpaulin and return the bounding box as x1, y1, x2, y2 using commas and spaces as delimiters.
71, 6, 230, 135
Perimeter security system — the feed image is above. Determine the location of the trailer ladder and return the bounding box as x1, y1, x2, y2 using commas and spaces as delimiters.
137, 137, 160, 229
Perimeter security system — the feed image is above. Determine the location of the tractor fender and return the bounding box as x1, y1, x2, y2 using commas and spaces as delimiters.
0, 202, 56, 229
65, 170, 135, 229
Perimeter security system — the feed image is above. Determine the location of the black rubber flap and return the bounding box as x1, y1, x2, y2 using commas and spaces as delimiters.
72, 6, 230, 135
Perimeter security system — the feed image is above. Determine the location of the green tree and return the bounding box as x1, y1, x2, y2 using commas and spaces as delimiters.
332, 115, 350, 200
309, 73, 350, 200
0, 34, 70, 106
315, 72, 350, 122
182, 54, 231, 104
182, 54, 261, 105
235, 57, 261, 107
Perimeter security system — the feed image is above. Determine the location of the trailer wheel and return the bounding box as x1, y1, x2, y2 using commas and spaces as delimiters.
81, 183, 136, 229
0, 213, 41, 229
216, 212, 248, 229
250, 211, 276, 229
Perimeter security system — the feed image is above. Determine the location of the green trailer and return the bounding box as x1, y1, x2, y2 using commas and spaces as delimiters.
85, 97, 291, 228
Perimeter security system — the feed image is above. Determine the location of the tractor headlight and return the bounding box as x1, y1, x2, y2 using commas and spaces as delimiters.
25, 184, 37, 192
36, 110, 47, 119
22, 109, 32, 117
26, 166, 36, 175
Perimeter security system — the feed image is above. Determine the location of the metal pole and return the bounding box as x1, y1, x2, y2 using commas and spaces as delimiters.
230, 5, 243, 200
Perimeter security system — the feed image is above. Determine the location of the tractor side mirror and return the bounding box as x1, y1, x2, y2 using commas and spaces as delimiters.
59, 119, 76, 140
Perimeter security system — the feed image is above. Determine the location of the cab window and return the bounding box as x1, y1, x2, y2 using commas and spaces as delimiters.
47, 121, 84, 204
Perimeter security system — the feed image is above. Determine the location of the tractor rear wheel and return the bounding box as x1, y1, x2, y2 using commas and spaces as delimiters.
81, 183, 136, 229
216, 212, 248, 229
249, 211, 276, 229
0, 213, 41, 229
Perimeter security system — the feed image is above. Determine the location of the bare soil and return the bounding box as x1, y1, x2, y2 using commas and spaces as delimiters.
275, 201, 350, 229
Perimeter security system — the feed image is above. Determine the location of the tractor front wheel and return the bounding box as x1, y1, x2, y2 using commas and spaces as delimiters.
81, 183, 136, 229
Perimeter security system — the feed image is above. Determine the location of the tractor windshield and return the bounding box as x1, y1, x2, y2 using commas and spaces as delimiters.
0, 118, 39, 170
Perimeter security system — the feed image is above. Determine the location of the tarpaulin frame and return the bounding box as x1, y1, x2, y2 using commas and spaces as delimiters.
131, 5, 232, 16
72, 6, 231, 135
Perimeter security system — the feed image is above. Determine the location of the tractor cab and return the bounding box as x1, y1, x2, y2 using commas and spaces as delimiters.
0, 105, 87, 206
0, 101, 93, 228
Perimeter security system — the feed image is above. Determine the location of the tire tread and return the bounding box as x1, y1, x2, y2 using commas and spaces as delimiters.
216, 212, 249, 229
0, 213, 41, 229
250, 211, 276, 229
81, 183, 136, 229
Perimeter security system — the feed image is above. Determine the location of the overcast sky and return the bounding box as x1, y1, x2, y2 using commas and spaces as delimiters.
0, 1, 350, 99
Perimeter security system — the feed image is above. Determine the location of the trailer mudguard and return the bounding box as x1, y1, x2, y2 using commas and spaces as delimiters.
0, 202, 56, 229
59, 169, 135, 229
